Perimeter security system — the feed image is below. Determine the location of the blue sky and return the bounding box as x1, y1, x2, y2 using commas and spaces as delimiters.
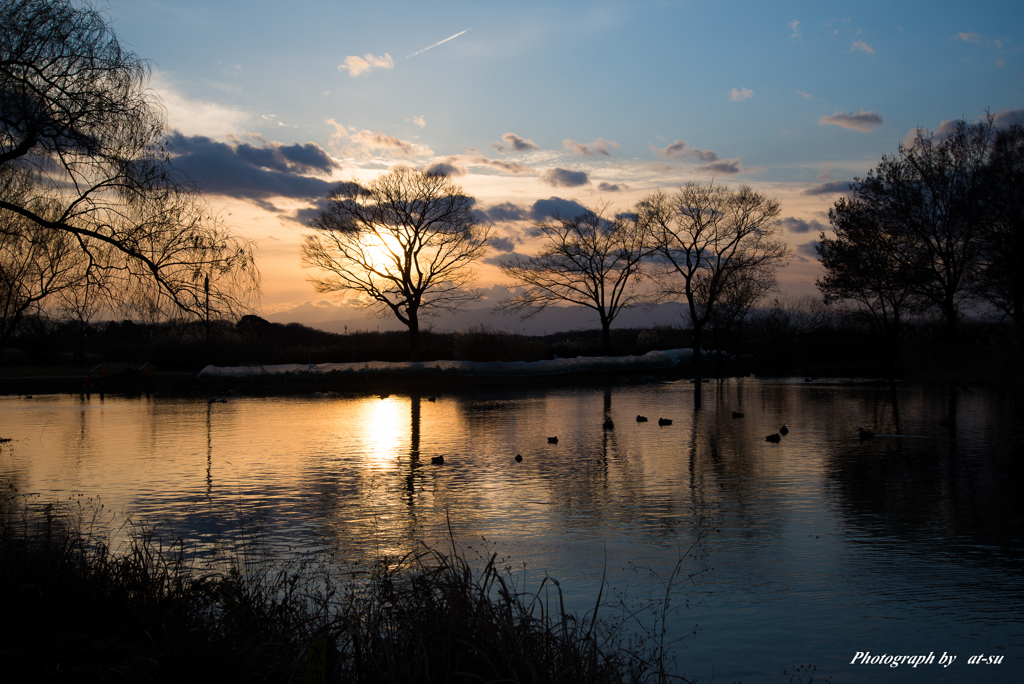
105, 0, 1024, 322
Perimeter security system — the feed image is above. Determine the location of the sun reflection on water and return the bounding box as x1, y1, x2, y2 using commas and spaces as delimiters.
344, 396, 409, 470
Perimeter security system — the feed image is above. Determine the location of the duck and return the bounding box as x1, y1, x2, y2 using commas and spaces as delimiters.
636, 415, 649, 422
603, 417, 614, 430
857, 427, 875, 440
427, 396, 436, 402
430, 455, 445, 465
779, 425, 789, 435
515, 454, 522, 462
732, 411, 744, 419
547, 436, 558, 444
658, 418, 673, 426
765, 433, 781, 443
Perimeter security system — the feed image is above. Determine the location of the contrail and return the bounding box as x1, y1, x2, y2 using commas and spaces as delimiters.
406, 28, 471, 59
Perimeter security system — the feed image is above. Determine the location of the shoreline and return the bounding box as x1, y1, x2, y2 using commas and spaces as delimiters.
3, 343, 1021, 397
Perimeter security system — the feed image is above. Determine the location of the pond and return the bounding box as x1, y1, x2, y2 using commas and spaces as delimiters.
1, 378, 1022, 683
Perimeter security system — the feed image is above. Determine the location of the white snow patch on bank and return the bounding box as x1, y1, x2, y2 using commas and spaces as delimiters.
199, 348, 697, 378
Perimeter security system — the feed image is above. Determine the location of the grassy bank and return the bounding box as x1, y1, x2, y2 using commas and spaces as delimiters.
1, 485, 703, 683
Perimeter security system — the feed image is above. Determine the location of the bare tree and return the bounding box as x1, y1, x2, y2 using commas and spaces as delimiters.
0, 198, 88, 350
497, 205, 648, 353
858, 121, 994, 340
976, 123, 1024, 341
640, 181, 789, 363
301, 167, 492, 361
817, 196, 929, 368
0, 0, 259, 336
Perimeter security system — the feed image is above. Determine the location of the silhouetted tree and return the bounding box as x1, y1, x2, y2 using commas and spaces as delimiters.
302, 167, 492, 361
976, 123, 1024, 341
846, 120, 994, 340
0, 165, 89, 349
0, 0, 259, 341
817, 197, 929, 369
639, 181, 788, 362
496, 205, 648, 354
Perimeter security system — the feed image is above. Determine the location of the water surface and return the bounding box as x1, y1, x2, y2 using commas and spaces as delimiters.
2, 379, 1021, 683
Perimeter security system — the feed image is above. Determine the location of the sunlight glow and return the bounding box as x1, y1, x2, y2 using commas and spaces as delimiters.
350, 396, 408, 469
361, 227, 408, 274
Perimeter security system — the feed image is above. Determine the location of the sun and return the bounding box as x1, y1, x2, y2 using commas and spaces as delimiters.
360, 225, 410, 275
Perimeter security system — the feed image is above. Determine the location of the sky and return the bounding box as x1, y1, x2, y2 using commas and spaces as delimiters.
103, 0, 1024, 327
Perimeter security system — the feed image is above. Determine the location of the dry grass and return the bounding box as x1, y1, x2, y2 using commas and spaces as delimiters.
1, 483, 703, 683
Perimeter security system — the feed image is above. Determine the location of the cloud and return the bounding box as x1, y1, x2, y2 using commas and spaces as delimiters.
563, 138, 620, 157
410, 115, 426, 127
348, 130, 432, 157
906, 108, 1024, 146
803, 180, 853, 195
165, 132, 340, 208
491, 132, 538, 153
490, 236, 516, 253
956, 31, 1004, 52
597, 182, 625, 192
484, 252, 530, 267
406, 28, 471, 59
653, 140, 718, 162
819, 110, 883, 133
466, 154, 535, 174
780, 217, 827, 234
530, 197, 590, 221
730, 87, 754, 102
788, 19, 801, 39
797, 90, 815, 99
543, 168, 590, 187
993, 108, 1024, 128
151, 72, 249, 138
796, 240, 821, 261
424, 161, 464, 176
338, 53, 394, 77
851, 40, 874, 54
475, 202, 529, 223
696, 158, 744, 174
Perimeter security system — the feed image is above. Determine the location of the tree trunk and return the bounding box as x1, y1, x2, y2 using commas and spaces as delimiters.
407, 308, 421, 362
687, 296, 703, 363
943, 298, 958, 343
600, 313, 612, 355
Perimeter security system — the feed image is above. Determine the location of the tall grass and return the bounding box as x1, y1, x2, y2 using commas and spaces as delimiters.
1, 483, 704, 683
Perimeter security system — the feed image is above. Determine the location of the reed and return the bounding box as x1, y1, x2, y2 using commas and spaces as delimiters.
1, 483, 701, 683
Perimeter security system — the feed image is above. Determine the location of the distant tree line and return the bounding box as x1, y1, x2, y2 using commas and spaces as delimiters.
817, 116, 1024, 370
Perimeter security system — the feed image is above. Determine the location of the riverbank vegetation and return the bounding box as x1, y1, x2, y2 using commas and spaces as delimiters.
1, 484, 704, 683
1, 296, 1021, 388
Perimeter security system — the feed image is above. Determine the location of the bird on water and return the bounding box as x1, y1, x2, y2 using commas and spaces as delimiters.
636, 415, 648, 422
547, 436, 558, 444
658, 418, 673, 426
857, 427, 875, 440
603, 417, 615, 430
766, 433, 781, 443
732, 411, 744, 419
515, 454, 522, 462
779, 425, 789, 435
431, 455, 445, 465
